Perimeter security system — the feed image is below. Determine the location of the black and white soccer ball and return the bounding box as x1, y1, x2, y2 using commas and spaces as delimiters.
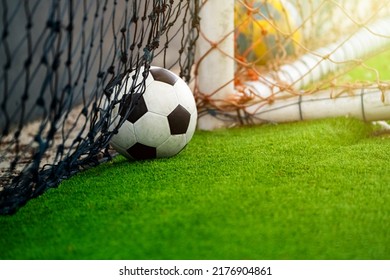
109, 66, 197, 160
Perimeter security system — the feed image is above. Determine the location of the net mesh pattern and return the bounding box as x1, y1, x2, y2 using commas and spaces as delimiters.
195, 0, 390, 125
0, 0, 200, 214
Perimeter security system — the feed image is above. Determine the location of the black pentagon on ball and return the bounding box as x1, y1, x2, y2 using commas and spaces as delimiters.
119, 93, 148, 123
150, 67, 178, 86
167, 105, 191, 135
127, 143, 157, 160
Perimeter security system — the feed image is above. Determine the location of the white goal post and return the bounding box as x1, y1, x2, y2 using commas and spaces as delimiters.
195, 0, 235, 130
195, 0, 390, 130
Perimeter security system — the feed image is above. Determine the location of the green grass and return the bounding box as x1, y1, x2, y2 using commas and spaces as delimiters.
340, 49, 390, 82
1, 117, 390, 260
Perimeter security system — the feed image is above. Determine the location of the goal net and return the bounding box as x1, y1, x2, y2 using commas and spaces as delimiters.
195, 0, 390, 129
0, 0, 199, 214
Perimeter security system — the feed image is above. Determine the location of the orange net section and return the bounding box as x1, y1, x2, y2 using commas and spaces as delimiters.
194, 0, 390, 127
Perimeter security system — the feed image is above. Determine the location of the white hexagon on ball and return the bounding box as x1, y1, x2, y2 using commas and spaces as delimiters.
133, 112, 171, 147
175, 81, 197, 115
144, 81, 179, 116
157, 135, 187, 158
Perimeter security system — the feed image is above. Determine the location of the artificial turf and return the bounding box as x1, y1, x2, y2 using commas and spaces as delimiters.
1, 117, 390, 260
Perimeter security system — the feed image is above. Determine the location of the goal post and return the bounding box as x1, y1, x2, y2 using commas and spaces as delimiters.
195, 0, 390, 129
195, 0, 235, 130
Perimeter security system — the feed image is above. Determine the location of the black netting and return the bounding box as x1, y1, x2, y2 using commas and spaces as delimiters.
0, 0, 200, 214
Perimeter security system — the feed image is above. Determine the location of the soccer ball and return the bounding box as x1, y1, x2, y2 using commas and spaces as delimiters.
235, 0, 302, 64
109, 66, 197, 160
